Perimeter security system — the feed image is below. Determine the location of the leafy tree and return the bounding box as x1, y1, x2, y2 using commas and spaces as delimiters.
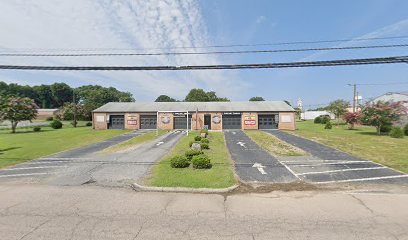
327, 99, 349, 124
33, 85, 53, 108
343, 112, 360, 129
155, 95, 177, 102
294, 107, 302, 120
184, 88, 229, 102
57, 102, 89, 121
0, 96, 38, 133
360, 101, 407, 135
49, 83, 73, 107
249, 96, 265, 101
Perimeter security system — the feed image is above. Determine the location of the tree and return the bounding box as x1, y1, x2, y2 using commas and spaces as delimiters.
294, 107, 302, 120
184, 88, 230, 102
57, 102, 88, 122
249, 96, 265, 101
327, 99, 349, 124
0, 96, 38, 133
343, 112, 360, 129
360, 101, 407, 135
49, 83, 73, 107
155, 95, 177, 102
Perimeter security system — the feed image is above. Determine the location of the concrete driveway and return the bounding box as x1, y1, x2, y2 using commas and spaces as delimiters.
0, 130, 185, 187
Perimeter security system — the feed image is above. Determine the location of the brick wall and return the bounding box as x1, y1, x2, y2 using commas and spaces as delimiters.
124, 113, 139, 130
278, 112, 296, 130
242, 112, 258, 130
158, 112, 173, 130
93, 113, 108, 130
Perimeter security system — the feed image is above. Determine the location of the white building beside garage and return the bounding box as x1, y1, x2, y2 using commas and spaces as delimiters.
370, 91, 408, 125
92, 101, 296, 131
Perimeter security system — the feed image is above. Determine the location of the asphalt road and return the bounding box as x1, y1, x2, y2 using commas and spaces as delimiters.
1, 184, 407, 240
224, 130, 298, 183
0, 130, 184, 186
265, 130, 408, 185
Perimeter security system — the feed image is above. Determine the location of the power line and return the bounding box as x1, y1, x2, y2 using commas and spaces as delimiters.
1, 43, 408, 57
352, 82, 408, 86
2, 35, 408, 52
0, 55, 407, 71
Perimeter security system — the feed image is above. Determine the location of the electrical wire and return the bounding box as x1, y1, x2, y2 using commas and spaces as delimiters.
0, 55, 407, 71
1, 44, 408, 57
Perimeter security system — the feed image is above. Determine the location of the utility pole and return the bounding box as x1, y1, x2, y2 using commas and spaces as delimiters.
73, 89, 77, 128
348, 84, 357, 113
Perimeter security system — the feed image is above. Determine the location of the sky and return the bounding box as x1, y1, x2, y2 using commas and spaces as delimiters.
0, 0, 408, 107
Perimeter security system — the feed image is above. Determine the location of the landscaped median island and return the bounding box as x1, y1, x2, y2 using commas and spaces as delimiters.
290, 121, 408, 173
146, 130, 236, 188
102, 130, 167, 153
0, 123, 130, 168
245, 130, 307, 157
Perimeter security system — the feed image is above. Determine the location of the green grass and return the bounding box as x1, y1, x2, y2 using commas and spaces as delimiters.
0, 124, 129, 168
245, 130, 307, 157
147, 131, 236, 188
290, 121, 408, 173
103, 129, 167, 153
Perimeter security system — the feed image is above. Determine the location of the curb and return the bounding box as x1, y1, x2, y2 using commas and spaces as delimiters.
131, 182, 240, 194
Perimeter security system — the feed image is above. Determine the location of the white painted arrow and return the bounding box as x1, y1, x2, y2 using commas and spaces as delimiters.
156, 141, 164, 146
236, 142, 246, 148
252, 162, 267, 175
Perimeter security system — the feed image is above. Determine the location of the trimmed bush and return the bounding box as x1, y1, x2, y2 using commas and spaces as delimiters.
321, 116, 330, 124
170, 155, 190, 168
185, 149, 203, 160
192, 155, 212, 169
46, 116, 53, 121
314, 116, 322, 124
50, 120, 63, 129
324, 122, 332, 129
389, 126, 404, 138
33, 127, 41, 132
194, 135, 202, 141
86, 122, 92, 126
200, 129, 209, 134
403, 123, 408, 136
201, 143, 209, 149
200, 138, 209, 144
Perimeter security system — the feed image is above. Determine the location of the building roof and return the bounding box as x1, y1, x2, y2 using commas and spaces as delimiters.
93, 101, 295, 113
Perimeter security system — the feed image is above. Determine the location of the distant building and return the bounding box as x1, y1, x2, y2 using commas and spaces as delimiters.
301, 111, 335, 120
36, 109, 59, 120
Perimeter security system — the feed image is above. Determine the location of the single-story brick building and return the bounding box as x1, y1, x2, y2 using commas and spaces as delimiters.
36, 109, 59, 120
92, 101, 296, 131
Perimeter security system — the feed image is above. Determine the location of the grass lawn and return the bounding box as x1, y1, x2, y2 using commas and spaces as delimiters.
102, 129, 167, 153
0, 122, 129, 168
147, 131, 236, 188
291, 121, 408, 173
245, 130, 307, 157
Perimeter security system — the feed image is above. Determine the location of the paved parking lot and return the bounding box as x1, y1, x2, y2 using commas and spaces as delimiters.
265, 130, 408, 185
0, 130, 184, 186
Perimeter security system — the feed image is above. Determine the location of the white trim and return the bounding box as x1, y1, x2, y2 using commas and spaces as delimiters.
297, 167, 387, 175
315, 175, 408, 184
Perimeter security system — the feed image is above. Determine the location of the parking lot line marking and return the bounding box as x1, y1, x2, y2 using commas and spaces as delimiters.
296, 166, 387, 175
273, 159, 302, 180
290, 161, 374, 167
2, 166, 67, 171
0, 173, 50, 178
314, 174, 408, 184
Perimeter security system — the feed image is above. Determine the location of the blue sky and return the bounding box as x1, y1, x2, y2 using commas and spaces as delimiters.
0, 0, 407, 107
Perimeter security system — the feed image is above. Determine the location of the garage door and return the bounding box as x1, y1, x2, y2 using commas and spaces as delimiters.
258, 115, 277, 129
140, 115, 157, 129
222, 115, 242, 129
109, 115, 124, 129
174, 115, 192, 129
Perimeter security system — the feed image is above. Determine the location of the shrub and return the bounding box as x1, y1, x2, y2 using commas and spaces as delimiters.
324, 122, 332, 129
389, 126, 404, 138
194, 135, 202, 141
380, 123, 392, 133
200, 129, 209, 134
46, 116, 53, 121
321, 115, 330, 124
200, 138, 209, 144
33, 127, 41, 132
314, 116, 322, 124
185, 149, 203, 160
404, 123, 408, 136
86, 122, 92, 126
192, 155, 212, 169
50, 120, 63, 129
170, 155, 190, 168
201, 143, 209, 149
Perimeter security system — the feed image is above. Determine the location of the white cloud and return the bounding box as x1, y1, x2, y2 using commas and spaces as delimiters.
255, 15, 266, 24
0, 0, 245, 100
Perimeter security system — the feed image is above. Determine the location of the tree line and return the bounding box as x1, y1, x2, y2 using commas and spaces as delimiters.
155, 89, 269, 102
